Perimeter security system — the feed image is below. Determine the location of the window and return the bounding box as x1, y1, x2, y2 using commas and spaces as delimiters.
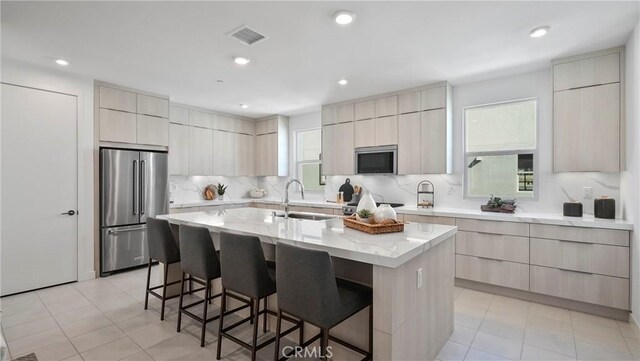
464, 99, 537, 199
295, 128, 324, 191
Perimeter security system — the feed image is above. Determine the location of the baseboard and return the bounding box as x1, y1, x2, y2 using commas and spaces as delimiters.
630, 313, 640, 340
78, 270, 96, 282
455, 278, 630, 321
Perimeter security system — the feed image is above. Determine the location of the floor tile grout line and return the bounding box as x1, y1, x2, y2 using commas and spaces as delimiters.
32, 290, 83, 359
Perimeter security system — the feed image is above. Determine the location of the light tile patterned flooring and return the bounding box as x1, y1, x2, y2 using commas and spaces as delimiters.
1, 267, 639, 361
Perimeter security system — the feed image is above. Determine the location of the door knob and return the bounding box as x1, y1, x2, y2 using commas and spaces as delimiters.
61, 210, 76, 216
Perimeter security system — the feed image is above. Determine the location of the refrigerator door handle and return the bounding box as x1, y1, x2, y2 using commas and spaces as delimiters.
107, 225, 147, 234
140, 160, 146, 215
133, 160, 138, 215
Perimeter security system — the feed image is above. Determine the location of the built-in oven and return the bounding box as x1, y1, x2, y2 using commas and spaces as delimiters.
355, 145, 397, 174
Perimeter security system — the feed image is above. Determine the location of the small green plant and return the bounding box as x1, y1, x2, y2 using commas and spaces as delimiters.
216, 183, 228, 195
357, 209, 373, 219
487, 194, 503, 208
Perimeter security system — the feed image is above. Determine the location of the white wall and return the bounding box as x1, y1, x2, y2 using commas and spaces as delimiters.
1, 58, 95, 281
622, 19, 640, 325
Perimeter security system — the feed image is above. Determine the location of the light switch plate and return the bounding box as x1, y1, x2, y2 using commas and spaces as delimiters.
583, 187, 593, 199
417, 268, 423, 288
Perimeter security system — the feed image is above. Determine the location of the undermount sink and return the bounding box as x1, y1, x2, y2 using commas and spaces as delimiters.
274, 212, 336, 221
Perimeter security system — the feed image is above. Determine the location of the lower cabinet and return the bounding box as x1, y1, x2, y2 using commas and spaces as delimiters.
456, 231, 529, 264
455, 254, 529, 291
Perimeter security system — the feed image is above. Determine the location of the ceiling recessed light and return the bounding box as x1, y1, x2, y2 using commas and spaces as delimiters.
55, 59, 69, 66
334, 10, 355, 25
233, 56, 250, 65
240, 104, 249, 109
529, 26, 550, 38
338, 79, 348, 86
216, 79, 224, 83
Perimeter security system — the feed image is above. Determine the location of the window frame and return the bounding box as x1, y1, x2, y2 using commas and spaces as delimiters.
294, 127, 324, 192
462, 97, 539, 200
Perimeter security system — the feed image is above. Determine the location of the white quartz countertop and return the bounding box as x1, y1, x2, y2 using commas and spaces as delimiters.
158, 208, 457, 268
170, 198, 633, 231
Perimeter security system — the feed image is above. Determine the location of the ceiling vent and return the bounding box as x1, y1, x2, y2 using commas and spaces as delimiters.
228, 25, 267, 45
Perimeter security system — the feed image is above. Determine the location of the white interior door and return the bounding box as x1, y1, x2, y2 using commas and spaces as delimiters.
1, 83, 78, 296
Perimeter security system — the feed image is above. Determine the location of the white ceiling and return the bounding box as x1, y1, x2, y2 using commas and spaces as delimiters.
2, 1, 638, 118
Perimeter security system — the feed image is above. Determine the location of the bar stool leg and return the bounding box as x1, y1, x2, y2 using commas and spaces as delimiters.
262, 297, 268, 333
320, 328, 329, 360
144, 258, 152, 310
160, 263, 169, 321
251, 299, 260, 361
200, 281, 210, 347
216, 287, 227, 360
369, 304, 373, 359
176, 272, 185, 332
273, 309, 283, 361
299, 321, 304, 346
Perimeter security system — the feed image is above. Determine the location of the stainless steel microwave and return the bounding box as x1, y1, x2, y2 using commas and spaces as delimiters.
355, 145, 398, 174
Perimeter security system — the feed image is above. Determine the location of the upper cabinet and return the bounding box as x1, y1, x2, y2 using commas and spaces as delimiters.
99, 86, 136, 113
321, 81, 452, 175
169, 105, 189, 125
137, 94, 169, 118
188, 109, 215, 129
255, 115, 289, 176
552, 48, 624, 172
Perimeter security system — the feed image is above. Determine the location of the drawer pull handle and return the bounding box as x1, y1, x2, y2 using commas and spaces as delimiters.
558, 239, 594, 245
476, 256, 503, 262
475, 232, 504, 237
558, 268, 593, 275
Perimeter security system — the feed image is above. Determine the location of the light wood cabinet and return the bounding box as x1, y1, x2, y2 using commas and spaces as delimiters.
255, 115, 288, 176
256, 117, 278, 135
421, 109, 447, 174
322, 106, 338, 125
456, 255, 529, 291
375, 95, 398, 117
188, 126, 213, 175
530, 224, 629, 247
354, 119, 375, 148
235, 133, 255, 176
188, 109, 215, 129
322, 122, 354, 175
421, 86, 446, 111
214, 114, 235, 132
169, 105, 189, 125
398, 113, 422, 174
255, 133, 277, 176
322, 124, 338, 175
399, 91, 421, 114
457, 219, 529, 237
99, 109, 137, 143
136, 114, 169, 146
402, 214, 456, 225
99, 87, 136, 113
337, 103, 354, 123
136, 94, 169, 118
213, 130, 235, 176
354, 100, 375, 120
553, 53, 620, 91
235, 119, 255, 135
169, 123, 189, 175
456, 231, 529, 264
554, 83, 620, 172
375, 116, 398, 146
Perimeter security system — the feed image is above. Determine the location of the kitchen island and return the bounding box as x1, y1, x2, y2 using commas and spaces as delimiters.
158, 207, 457, 361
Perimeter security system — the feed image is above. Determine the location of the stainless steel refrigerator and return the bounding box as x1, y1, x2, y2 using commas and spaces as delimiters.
100, 148, 169, 275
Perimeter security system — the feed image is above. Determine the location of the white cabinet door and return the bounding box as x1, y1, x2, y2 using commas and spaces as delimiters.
256, 133, 277, 176
322, 105, 338, 125
421, 86, 446, 110
169, 105, 189, 125
375, 115, 398, 146
137, 94, 169, 118
375, 95, 398, 117
554, 83, 620, 172
169, 123, 189, 175
99, 109, 137, 143
235, 133, 255, 176
398, 113, 422, 174
235, 119, 256, 135
354, 100, 375, 120
337, 103, 354, 123
399, 91, 421, 114
213, 130, 235, 176
136, 114, 169, 146
188, 109, 215, 128
214, 114, 235, 132
188, 126, 214, 175
321, 124, 337, 175
354, 119, 375, 148
421, 109, 447, 174
99, 86, 136, 112
554, 53, 620, 91
336, 122, 354, 175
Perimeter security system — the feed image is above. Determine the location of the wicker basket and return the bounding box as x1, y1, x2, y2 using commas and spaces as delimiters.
343, 215, 406, 234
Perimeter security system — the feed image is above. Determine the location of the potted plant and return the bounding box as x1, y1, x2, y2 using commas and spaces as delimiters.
356, 209, 374, 224
216, 183, 228, 200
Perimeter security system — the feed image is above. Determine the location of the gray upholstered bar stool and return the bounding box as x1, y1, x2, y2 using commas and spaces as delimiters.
145, 217, 193, 321
216, 232, 302, 361
274, 242, 373, 361
176, 225, 251, 347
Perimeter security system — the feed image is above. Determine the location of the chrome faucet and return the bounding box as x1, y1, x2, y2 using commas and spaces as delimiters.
283, 178, 305, 218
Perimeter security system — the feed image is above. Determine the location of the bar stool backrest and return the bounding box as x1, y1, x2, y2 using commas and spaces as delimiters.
178, 225, 221, 281
220, 232, 274, 299
147, 217, 180, 264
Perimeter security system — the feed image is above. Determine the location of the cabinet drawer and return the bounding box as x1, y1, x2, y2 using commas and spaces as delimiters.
375, 95, 398, 117
455, 255, 529, 291
256, 117, 278, 135
99, 87, 136, 113
456, 219, 529, 237
421, 86, 446, 111
402, 214, 456, 226
530, 265, 629, 310
399, 91, 421, 114
354, 100, 375, 120
530, 224, 628, 247
456, 231, 529, 264
99, 109, 136, 143
553, 53, 619, 91
337, 103, 354, 123
136, 114, 168, 146
169, 105, 189, 125
530, 238, 628, 278
188, 109, 214, 129
137, 94, 169, 118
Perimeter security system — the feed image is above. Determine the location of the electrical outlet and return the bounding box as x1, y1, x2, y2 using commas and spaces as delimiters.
417, 268, 423, 288
583, 187, 593, 199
